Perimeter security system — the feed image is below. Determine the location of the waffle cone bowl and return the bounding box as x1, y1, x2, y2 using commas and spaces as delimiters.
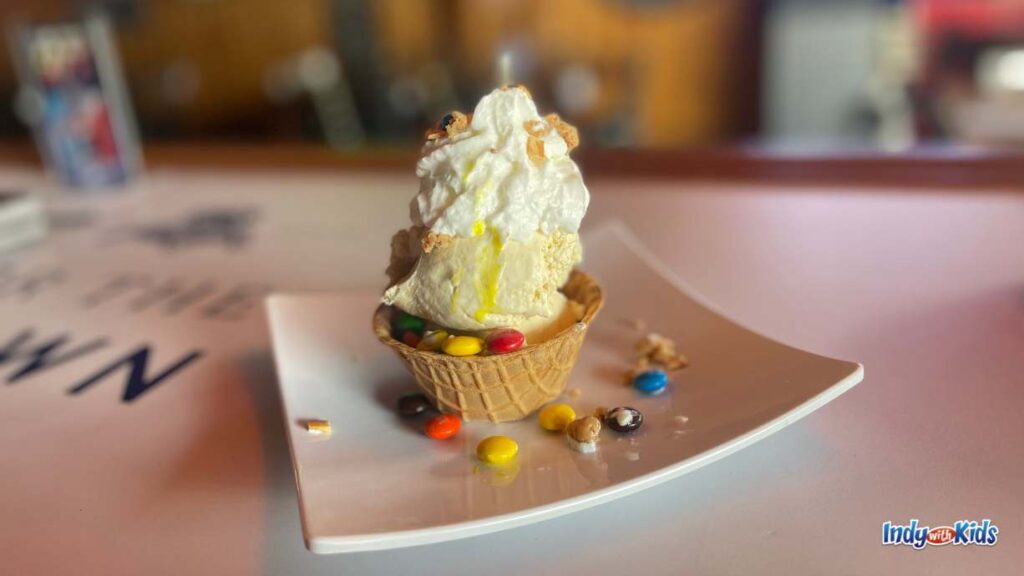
373, 270, 603, 422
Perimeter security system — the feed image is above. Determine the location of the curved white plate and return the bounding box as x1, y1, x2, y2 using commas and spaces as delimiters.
266, 223, 863, 553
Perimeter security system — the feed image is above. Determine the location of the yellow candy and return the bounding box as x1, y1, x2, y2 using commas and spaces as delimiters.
417, 330, 449, 351
477, 436, 519, 465
443, 335, 484, 357
538, 403, 576, 432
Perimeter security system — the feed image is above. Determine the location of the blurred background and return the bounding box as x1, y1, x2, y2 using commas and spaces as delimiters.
3, 0, 1024, 155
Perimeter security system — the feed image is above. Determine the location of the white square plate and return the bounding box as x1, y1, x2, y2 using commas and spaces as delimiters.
266, 224, 863, 553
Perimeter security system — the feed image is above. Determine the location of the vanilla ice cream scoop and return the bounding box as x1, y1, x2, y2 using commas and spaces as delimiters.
383, 86, 590, 337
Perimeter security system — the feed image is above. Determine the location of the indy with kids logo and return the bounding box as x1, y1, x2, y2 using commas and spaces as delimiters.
882, 519, 999, 549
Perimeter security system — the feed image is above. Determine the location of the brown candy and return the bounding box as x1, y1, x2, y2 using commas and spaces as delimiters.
566, 416, 602, 444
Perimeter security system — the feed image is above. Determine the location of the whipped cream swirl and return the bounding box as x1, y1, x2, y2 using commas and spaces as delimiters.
412, 86, 589, 242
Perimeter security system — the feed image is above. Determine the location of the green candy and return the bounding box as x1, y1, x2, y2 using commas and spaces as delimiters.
393, 311, 425, 335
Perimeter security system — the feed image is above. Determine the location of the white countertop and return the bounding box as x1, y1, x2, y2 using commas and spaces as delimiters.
0, 166, 1021, 574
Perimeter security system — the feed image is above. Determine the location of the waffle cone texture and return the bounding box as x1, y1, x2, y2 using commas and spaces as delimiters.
373, 270, 603, 422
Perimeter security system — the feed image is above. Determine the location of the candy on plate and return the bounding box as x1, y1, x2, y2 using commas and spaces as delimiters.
397, 393, 432, 418
632, 369, 668, 394
606, 406, 643, 433
538, 403, 576, 432
477, 436, 519, 464
425, 414, 461, 439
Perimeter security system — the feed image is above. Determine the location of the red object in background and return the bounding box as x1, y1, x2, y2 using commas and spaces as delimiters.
910, 0, 1024, 140
915, 0, 1024, 40
90, 105, 119, 162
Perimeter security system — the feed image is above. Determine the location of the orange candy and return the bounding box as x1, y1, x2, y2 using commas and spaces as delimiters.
425, 414, 461, 440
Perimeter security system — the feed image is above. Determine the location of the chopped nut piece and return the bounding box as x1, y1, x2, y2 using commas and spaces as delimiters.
636, 332, 688, 371
526, 136, 545, 165
421, 231, 452, 253
424, 128, 445, 141
593, 406, 609, 420
306, 419, 331, 435
523, 119, 551, 137
445, 111, 469, 137
545, 113, 580, 152
556, 123, 579, 151
566, 416, 601, 444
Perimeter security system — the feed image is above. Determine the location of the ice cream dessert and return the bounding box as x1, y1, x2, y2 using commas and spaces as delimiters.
373, 85, 603, 423
383, 85, 588, 342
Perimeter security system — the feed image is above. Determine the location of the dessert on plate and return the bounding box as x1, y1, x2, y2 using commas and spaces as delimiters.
373, 85, 603, 422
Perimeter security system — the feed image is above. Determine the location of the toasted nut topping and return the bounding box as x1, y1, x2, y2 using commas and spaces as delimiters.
637, 333, 689, 371
445, 111, 469, 137
306, 419, 331, 435
526, 136, 545, 165
545, 113, 579, 152
566, 416, 601, 443
421, 231, 453, 253
523, 119, 551, 137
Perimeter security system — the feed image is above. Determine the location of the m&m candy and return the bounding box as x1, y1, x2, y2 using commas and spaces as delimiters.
400, 331, 421, 348
477, 436, 519, 464
565, 416, 602, 453
443, 335, 484, 357
397, 393, 432, 418
425, 414, 461, 439
486, 328, 525, 354
538, 403, 576, 432
632, 369, 668, 394
416, 330, 449, 352
393, 311, 425, 336
606, 406, 643, 433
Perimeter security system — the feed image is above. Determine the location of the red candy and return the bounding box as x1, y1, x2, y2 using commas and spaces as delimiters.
425, 414, 461, 440
401, 331, 421, 348
486, 328, 525, 354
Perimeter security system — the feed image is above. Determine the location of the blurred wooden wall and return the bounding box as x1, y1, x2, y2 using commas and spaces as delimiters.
1, 0, 757, 146
116, 0, 331, 135
447, 0, 752, 145
1, 0, 331, 137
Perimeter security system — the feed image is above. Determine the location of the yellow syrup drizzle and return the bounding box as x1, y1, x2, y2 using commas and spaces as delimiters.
473, 228, 504, 322
471, 175, 492, 237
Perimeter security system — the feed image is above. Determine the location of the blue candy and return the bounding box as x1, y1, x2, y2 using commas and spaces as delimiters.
633, 369, 668, 394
